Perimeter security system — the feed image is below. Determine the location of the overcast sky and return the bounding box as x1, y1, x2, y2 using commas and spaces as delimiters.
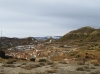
0, 0, 100, 37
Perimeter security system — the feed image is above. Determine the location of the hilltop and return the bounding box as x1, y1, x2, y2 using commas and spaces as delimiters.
57, 26, 100, 43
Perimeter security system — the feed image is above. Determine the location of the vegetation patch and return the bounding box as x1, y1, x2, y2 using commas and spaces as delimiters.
47, 69, 56, 73
21, 64, 41, 70
2, 64, 16, 68
76, 67, 85, 71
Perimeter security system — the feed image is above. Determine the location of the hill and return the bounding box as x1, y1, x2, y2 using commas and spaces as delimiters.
57, 26, 100, 43
0, 37, 38, 49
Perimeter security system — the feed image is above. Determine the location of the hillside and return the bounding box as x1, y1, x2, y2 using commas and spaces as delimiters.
0, 27, 100, 74
57, 26, 100, 43
0, 37, 38, 49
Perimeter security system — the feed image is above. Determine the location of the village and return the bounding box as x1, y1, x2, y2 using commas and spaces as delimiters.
5, 39, 76, 63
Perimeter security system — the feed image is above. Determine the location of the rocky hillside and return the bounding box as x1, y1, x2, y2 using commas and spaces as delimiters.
0, 37, 38, 49
57, 26, 100, 43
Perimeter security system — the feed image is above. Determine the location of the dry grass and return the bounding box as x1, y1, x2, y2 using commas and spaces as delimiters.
90, 71, 100, 74
93, 63, 100, 66
21, 64, 41, 70
39, 62, 46, 66
77, 61, 85, 65
2, 64, 16, 68
18, 72, 30, 74
59, 61, 68, 64
47, 62, 54, 65
5, 59, 16, 64
35, 72, 47, 74
39, 59, 47, 62
0, 58, 5, 63
90, 60, 100, 66
76, 67, 85, 71
47, 69, 56, 73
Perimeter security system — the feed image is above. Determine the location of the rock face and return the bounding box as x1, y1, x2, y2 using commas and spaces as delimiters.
57, 26, 100, 43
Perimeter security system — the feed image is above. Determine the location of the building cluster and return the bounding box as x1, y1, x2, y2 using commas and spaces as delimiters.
8, 45, 36, 51
5, 43, 76, 62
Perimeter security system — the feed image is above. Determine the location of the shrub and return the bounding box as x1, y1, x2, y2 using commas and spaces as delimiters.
0, 51, 5, 58
90, 67, 96, 69
2, 64, 16, 67
39, 59, 47, 62
39, 62, 45, 66
83, 66, 90, 69
59, 61, 67, 64
6, 59, 16, 64
93, 63, 99, 66
76, 67, 85, 71
0, 58, 5, 63
22, 64, 41, 70
30, 58, 35, 62
77, 61, 85, 65
90, 72, 98, 74
47, 62, 54, 65
18, 72, 30, 74
47, 69, 56, 73
35, 72, 47, 74
22, 63, 27, 65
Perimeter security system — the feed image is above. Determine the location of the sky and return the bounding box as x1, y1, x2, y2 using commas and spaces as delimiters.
0, 0, 100, 37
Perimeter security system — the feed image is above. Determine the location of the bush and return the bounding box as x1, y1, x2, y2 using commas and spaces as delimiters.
93, 63, 99, 66
39, 62, 46, 66
47, 69, 56, 73
59, 61, 67, 64
30, 58, 35, 62
83, 66, 90, 69
18, 72, 29, 74
0, 51, 5, 58
77, 61, 85, 65
90, 72, 98, 74
76, 67, 85, 71
2, 64, 16, 67
39, 59, 47, 62
6, 59, 16, 64
91, 61, 100, 66
22, 64, 41, 70
90, 67, 96, 69
47, 62, 54, 65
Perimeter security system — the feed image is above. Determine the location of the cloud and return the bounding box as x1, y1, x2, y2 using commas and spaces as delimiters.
0, 0, 100, 37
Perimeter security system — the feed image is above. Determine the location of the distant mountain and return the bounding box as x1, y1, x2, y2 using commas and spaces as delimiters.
57, 26, 100, 43
34, 36, 62, 41
34, 37, 48, 41
52, 36, 62, 39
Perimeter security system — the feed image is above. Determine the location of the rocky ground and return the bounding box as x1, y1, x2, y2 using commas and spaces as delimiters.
0, 59, 100, 74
